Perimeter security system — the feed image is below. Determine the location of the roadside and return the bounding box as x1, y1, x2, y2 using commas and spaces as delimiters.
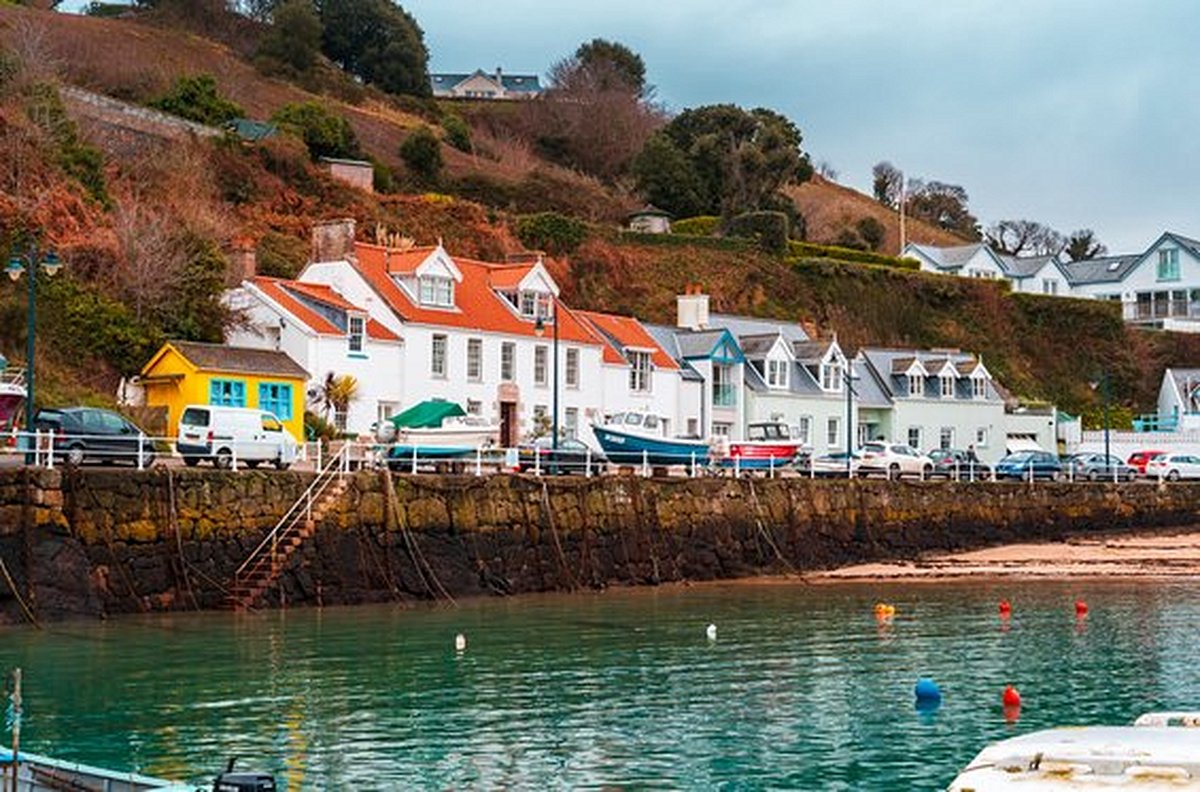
813, 530, 1200, 581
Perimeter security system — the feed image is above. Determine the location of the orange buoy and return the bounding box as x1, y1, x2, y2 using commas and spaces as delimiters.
1074, 599, 1089, 616
1002, 685, 1021, 707
998, 599, 1012, 615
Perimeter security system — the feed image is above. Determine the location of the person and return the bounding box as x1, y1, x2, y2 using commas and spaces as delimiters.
966, 444, 980, 481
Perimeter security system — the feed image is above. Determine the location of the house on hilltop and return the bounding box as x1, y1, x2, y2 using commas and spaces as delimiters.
430, 69, 542, 100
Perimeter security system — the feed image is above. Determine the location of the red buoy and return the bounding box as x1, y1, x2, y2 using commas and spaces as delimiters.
998, 599, 1012, 615
1075, 599, 1089, 616
1002, 685, 1022, 707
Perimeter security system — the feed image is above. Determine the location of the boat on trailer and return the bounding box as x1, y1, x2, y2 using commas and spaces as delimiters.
721, 421, 808, 470
380, 400, 499, 463
591, 411, 710, 468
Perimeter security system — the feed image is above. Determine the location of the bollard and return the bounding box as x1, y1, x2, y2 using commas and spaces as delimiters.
769, 455, 775, 479
735, 454, 741, 478
137, 432, 145, 471
231, 444, 238, 471
642, 449, 650, 478
475, 447, 483, 477
586, 447, 593, 478
316, 440, 322, 472
954, 461, 959, 483
534, 447, 541, 476
45, 431, 54, 470
411, 445, 418, 475
690, 451, 696, 478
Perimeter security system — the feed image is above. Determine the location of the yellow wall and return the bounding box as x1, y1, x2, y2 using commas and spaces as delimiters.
141, 345, 307, 441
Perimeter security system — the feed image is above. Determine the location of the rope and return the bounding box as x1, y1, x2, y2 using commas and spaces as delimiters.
0, 558, 40, 629
385, 470, 456, 606
540, 480, 579, 591
167, 469, 200, 611
746, 479, 800, 577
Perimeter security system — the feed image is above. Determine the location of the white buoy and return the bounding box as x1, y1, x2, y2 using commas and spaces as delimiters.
454, 633, 467, 652
706, 623, 717, 641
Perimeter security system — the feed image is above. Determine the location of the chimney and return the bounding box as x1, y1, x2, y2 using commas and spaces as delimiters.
676, 286, 710, 331
230, 236, 256, 283
311, 218, 357, 264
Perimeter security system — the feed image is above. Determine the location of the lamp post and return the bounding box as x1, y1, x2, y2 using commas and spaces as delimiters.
6, 243, 61, 464
844, 364, 858, 477
1089, 372, 1111, 471
533, 296, 559, 453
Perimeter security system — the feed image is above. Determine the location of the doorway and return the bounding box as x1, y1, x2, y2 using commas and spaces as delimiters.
500, 401, 517, 448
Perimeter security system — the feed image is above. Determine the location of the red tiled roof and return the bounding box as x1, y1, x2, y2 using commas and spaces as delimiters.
576, 310, 679, 370
250, 277, 400, 341
487, 264, 535, 290
358, 242, 439, 275
352, 243, 599, 344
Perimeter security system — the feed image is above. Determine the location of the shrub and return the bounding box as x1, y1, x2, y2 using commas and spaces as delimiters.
271, 101, 361, 160
516, 212, 589, 255
833, 228, 866, 250
856, 216, 887, 251
399, 125, 443, 184
371, 159, 394, 193
256, 232, 308, 279
24, 84, 110, 207
726, 211, 790, 254
788, 241, 920, 270
148, 74, 244, 126
442, 113, 472, 152
672, 216, 720, 236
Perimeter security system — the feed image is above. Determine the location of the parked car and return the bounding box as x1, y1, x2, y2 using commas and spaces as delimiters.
927, 448, 992, 480
994, 450, 1063, 481
857, 442, 933, 480
517, 437, 605, 475
1145, 452, 1200, 481
34, 407, 154, 467
177, 405, 298, 470
1065, 452, 1137, 482
801, 451, 862, 477
1127, 450, 1167, 476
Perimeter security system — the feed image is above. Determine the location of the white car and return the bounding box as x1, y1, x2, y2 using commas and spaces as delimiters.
857, 442, 934, 480
1144, 452, 1200, 481
177, 405, 299, 470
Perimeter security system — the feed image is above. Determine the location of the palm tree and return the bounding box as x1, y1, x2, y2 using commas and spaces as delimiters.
317, 372, 359, 430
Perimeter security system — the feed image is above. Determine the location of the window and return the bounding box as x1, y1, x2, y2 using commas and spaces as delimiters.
431, 334, 447, 378
629, 350, 652, 392
686, 418, 698, 436
333, 407, 347, 431
347, 315, 365, 354
1158, 248, 1180, 281
712, 422, 732, 437
518, 290, 552, 319
467, 338, 482, 381
258, 382, 293, 421
419, 276, 454, 307
827, 417, 840, 447
939, 427, 954, 450
797, 416, 812, 445
907, 426, 922, 449
565, 348, 579, 388
209, 379, 246, 407
467, 399, 482, 415
820, 362, 842, 392
500, 342, 515, 382
712, 363, 735, 406
1042, 279, 1059, 295
564, 407, 579, 439
975, 427, 988, 447
767, 359, 789, 389
908, 374, 923, 397
972, 377, 988, 399
534, 345, 548, 386
857, 422, 870, 446
377, 401, 398, 425
940, 375, 955, 398
261, 414, 283, 433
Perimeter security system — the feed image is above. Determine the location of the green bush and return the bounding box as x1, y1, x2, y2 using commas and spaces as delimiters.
441, 113, 471, 152
271, 101, 361, 160
24, 84, 109, 207
399, 125, 443, 184
40, 276, 163, 378
148, 74, 244, 126
619, 231, 751, 252
256, 231, 308, 279
726, 211, 790, 254
672, 216, 720, 236
833, 228, 866, 250
515, 212, 589, 256
372, 159, 395, 193
788, 240, 920, 270
856, 216, 887, 251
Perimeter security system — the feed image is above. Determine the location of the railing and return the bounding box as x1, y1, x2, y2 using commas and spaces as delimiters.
1131, 413, 1178, 432
1123, 300, 1200, 322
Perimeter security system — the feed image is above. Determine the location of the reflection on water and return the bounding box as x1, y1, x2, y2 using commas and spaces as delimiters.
1, 579, 1198, 790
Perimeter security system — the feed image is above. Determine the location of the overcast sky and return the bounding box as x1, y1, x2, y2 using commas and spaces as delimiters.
61, 1, 1198, 252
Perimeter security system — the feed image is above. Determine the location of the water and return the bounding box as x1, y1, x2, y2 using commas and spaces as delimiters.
2, 579, 1199, 790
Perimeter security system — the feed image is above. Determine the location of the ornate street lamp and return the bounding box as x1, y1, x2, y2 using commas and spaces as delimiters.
7, 243, 62, 463
533, 296, 559, 453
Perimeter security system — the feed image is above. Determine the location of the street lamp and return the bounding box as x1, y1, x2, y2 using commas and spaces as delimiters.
6, 242, 61, 463
844, 364, 859, 477
533, 295, 559, 453
1089, 371, 1111, 471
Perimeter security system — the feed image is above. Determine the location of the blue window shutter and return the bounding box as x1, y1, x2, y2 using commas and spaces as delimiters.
209, 380, 221, 404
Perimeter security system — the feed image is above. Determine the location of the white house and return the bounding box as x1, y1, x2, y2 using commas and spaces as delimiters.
1155, 367, 1200, 433
902, 243, 1073, 295
429, 69, 542, 100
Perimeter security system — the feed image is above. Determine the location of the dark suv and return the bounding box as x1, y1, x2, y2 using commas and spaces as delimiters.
34, 407, 154, 467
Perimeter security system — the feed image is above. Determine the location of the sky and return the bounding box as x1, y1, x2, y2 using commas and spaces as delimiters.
60, 1, 1200, 252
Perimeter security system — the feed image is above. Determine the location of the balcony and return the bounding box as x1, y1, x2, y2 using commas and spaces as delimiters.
712, 383, 737, 408
1123, 298, 1200, 323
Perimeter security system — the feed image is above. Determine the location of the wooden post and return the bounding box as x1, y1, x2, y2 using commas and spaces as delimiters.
10, 667, 21, 792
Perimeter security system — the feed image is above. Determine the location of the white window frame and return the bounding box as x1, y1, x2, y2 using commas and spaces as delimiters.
767, 359, 789, 389
712, 422, 732, 437
565, 347, 579, 388
907, 426, 922, 449
827, 417, 840, 448
629, 350, 652, 393
940, 375, 955, 398
821, 362, 843, 392
519, 290, 552, 319
467, 338, 482, 381
419, 275, 454, 307
908, 375, 923, 397
976, 427, 989, 447
797, 415, 812, 446
500, 341, 515, 382
348, 314, 365, 354
430, 334, 448, 378
939, 427, 955, 450
972, 376, 987, 399
564, 407, 579, 439
1158, 248, 1180, 282
534, 345, 548, 387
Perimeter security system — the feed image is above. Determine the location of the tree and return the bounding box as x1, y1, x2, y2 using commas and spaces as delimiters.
574, 38, 646, 96
317, 372, 358, 428
317, 0, 431, 97
856, 216, 887, 251
1064, 229, 1108, 261
632, 132, 706, 218
258, 0, 322, 72
398, 125, 442, 185
904, 180, 979, 239
985, 219, 1064, 257
872, 161, 902, 208
271, 101, 360, 159
148, 74, 244, 126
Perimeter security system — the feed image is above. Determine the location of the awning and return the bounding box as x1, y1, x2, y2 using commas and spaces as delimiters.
1006, 435, 1043, 453
390, 400, 465, 429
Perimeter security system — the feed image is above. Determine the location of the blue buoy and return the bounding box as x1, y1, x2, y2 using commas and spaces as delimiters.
914, 678, 942, 703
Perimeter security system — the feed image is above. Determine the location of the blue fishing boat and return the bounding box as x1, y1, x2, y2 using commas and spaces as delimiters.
592, 411, 710, 468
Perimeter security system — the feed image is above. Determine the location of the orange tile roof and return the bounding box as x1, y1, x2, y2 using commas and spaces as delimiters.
576, 310, 679, 370
358, 243, 440, 275
352, 243, 600, 344
250, 277, 400, 341
487, 264, 536, 290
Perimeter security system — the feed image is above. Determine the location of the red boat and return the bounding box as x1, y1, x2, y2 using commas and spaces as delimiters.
724, 421, 808, 470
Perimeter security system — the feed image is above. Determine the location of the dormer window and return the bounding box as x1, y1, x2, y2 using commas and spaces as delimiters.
820, 362, 843, 392
972, 376, 988, 399
419, 275, 454, 307
940, 375, 955, 398
347, 314, 365, 354
767, 359, 789, 389
518, 290, 552, 319
908, 375, 923, 397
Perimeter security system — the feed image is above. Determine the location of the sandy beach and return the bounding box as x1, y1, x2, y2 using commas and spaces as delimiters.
812, 529, 1200, 581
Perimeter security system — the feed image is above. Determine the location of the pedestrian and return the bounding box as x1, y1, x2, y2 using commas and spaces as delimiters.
966, 444, 980, 481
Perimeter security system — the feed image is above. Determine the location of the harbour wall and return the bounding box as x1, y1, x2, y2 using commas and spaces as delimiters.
0, 468, 1196, 622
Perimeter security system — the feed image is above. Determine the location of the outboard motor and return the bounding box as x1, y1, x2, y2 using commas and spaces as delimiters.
213, 757, 276, 792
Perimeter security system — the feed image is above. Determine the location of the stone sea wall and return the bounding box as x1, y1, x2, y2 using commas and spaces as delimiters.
0, 468, 1195, 623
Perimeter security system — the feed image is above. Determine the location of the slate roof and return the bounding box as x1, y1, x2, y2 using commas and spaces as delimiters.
708, 312, 810, 344
857, 347, 1001, 402
737, 333, 780, 358
250, 277, 399, 341
1061, 254, 1141, 285
429, 70, 542, 95
1000, 254, 1058, 278
791, 340, 831, 364
168, 341, 308, 379
907, 243, 989, 271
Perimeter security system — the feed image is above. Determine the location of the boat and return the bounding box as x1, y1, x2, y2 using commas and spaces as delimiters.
591, 411, 711, 468
0, 358, 26, 433
380, 400, 499, 463
720, 421, 809, 470
0, 747, 197, 791
947, 711, 1200, 790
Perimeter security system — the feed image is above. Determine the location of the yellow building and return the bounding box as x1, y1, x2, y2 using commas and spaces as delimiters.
140, 341, 309, 441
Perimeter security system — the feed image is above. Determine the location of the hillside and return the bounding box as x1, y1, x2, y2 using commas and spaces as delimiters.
1, 4, 1197, 423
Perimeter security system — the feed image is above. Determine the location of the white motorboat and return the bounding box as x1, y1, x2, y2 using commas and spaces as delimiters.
379, 400, 499, 460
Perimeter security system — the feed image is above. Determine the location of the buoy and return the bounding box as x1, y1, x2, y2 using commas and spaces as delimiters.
1002, 685, 1021, 707
706, 623, 717, 641
874, 602, 896, 617
914, 678, 942, 703
1074, 599, 1088, 616
454, 633, 467, 652
998, 599, 1012, 615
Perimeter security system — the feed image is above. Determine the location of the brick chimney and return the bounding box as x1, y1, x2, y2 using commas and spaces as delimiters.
676, 284, 710, 330
311, 218, 357, 263
230, 236, 256, 283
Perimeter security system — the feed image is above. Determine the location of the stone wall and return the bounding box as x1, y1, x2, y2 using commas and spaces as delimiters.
0, 468, 1196, 623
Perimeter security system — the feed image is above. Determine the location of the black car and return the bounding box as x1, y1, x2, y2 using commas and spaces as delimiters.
927, 448, 991, 480
34, 407, 155, 467
517, 437, 605, 475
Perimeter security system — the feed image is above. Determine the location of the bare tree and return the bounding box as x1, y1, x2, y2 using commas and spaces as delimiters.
817, 160, 839, 181
1064, 229, 1108, 261
872, 161, 902, 208
985, 219, 1064, 257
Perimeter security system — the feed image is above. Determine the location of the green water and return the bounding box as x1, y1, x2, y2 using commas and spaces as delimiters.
1, 579, 1199, 790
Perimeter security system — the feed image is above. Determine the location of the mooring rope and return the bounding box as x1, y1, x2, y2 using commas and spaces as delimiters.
746, 478, 801, 577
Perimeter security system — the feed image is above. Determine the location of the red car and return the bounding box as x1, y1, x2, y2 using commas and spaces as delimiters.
1127, 450, 1166, 476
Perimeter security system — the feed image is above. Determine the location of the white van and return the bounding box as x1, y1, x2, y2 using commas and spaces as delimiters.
177, 405, 298, 470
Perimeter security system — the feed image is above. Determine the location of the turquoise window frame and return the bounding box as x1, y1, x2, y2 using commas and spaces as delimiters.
209, 378, 246, 407
258, 382, 293, 421
1158, 249, 1180, 281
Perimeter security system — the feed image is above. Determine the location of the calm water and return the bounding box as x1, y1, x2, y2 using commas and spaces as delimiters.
2, 579, 1199, 790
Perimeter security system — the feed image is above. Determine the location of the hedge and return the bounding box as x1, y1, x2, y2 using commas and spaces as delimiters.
672, 216, 720, 236
788, 241, 921, 270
